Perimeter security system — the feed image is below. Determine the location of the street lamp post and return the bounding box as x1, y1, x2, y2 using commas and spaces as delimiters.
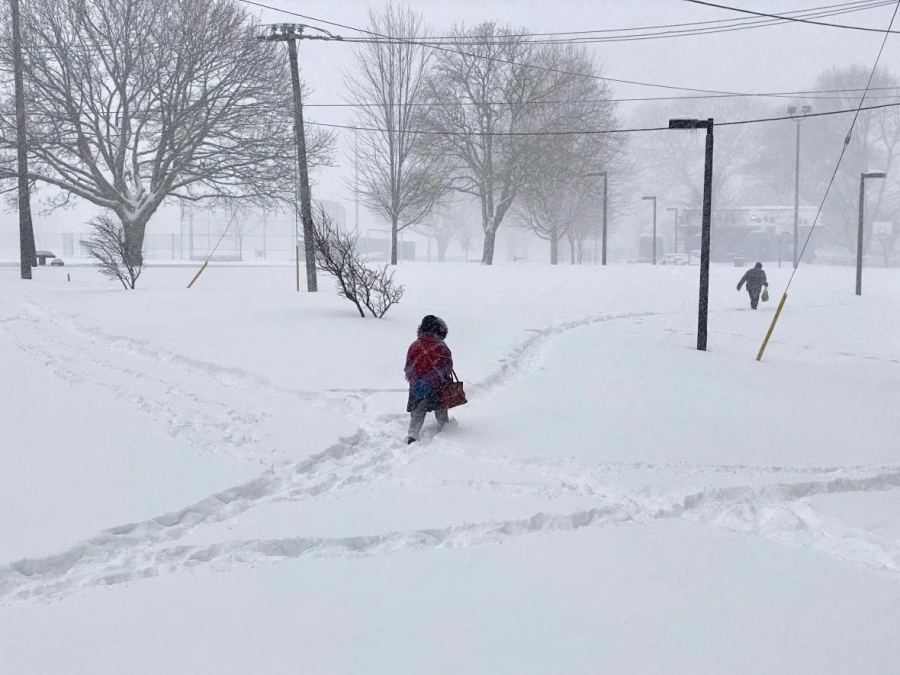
642, 195, 657, 264
669, 118, 714, 351
857, 171, 887, 296
586, 171, 609, 265
666, 207, 679, 255
788, 105, 812, 267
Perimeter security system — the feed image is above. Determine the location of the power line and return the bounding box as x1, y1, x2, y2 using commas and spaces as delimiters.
306, 100, 900, 137
683, 0, 900, 34
425, 0, 891, 40
309, 86, 900, 110
756, 0, 900, 362
234, 0, 780, 98
241, 0, 887, 41
342, 1, 895, 45
790, 0, 900, 287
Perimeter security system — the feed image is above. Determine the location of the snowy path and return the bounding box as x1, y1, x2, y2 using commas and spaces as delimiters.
2, 277, 899, 607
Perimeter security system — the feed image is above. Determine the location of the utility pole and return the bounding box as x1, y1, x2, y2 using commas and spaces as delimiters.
354, 130, 360, 235
602, 171, 608, 265
258, 24, 341, 292
670, 118, 714, 352
642, 195, 657, 264
586, 171, 608, 265
10, 0, 37, 279
788, 105, 811, 268
666, 207, 679, 255
857, 171, 887, 296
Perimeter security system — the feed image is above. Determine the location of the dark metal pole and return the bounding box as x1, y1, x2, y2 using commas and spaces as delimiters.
857, 173, 865, 297
10, 0, 37, 279
286, 38, 318, 292
698, 120, 714, 352
674, 207, 678, 255
670, 207, 679, 255
602, 172, 608, 266
793, 118, 801, 268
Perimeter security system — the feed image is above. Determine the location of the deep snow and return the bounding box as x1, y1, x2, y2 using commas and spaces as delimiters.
1, 261, 899, 674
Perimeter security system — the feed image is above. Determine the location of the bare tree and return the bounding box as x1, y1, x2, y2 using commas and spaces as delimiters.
514, 45, 619, 265
80, 213, 143, 288
422, 26, 619, 264
0, 0, 334, 269
422, 24, 549, 265
413, 198, 474, 262
346, 3, 447, 265
312, 207, 405, 318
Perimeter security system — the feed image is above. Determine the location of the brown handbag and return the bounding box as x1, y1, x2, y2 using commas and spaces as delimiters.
440, 371, 468, 410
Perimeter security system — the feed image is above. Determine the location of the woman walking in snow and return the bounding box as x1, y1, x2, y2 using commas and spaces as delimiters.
404, 315, 453, 445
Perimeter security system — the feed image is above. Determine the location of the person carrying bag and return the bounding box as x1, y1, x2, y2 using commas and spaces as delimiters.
404, 315, 466, 445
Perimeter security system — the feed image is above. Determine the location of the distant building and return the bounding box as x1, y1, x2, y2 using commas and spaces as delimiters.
679, 205, 820, 263
313, 200, 347, 232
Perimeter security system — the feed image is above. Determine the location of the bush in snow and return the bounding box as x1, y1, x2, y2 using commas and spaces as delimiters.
80, 214, 144, 289
311, 209, 405, 318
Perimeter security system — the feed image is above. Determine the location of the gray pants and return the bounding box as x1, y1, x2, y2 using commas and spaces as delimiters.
408, 399, 449, 441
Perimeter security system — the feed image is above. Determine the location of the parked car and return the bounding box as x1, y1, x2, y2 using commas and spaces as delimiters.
50, 258, 65, 267
662, 253, 689, 266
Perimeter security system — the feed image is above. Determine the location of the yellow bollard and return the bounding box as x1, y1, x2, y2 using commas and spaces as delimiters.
187, 260, 209, 289
756, 292, 788, 362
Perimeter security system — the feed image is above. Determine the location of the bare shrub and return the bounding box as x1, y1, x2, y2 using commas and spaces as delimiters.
80, 214, 143, 289
311, 209, 404, 318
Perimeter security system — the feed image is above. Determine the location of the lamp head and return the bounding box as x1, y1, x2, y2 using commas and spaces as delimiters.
668, 118, 704, 130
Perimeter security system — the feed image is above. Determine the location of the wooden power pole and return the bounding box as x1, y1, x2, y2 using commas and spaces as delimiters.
258, 24, 341, 293
10, 0, 37, 279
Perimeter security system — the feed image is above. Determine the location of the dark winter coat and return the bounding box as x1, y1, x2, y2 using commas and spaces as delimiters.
405, 333, 453, 413
737, 267, 769, 294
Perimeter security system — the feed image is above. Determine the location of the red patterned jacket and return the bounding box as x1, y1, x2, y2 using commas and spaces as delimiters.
404, 333, 453, 394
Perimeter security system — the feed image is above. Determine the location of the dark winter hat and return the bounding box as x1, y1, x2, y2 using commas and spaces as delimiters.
418, 315, 448, 339
755, 262, 763, 269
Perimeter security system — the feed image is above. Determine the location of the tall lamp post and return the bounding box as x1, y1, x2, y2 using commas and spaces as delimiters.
586, 170, 608, 265
857, 171, 886, 296
788, 104, 812, 267
666, 207, 679, 255
669, 118, 714, 352
642, 195, 657, 264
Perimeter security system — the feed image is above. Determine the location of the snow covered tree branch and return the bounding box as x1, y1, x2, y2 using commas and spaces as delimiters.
0, 0, 334, 267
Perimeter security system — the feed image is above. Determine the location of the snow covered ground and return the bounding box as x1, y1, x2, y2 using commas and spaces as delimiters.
1, 260, 899, 674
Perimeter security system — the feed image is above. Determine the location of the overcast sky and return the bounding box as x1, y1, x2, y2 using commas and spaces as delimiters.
258, 0, 900, 207
13, 0, 900, 237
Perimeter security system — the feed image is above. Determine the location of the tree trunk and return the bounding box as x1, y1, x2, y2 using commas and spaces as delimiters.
123, 215, 149, 268
550, 237, 559, 265
391, 217, 399, 265
482, 229, 496, 265
569, 238, 576, 265
437, 236, 449, 262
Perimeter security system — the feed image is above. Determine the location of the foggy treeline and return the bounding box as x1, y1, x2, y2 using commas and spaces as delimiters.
2, 0, 899, 270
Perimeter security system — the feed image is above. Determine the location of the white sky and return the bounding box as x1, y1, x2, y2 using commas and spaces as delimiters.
9, 0, 900, 237
269, 0, 900, 210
